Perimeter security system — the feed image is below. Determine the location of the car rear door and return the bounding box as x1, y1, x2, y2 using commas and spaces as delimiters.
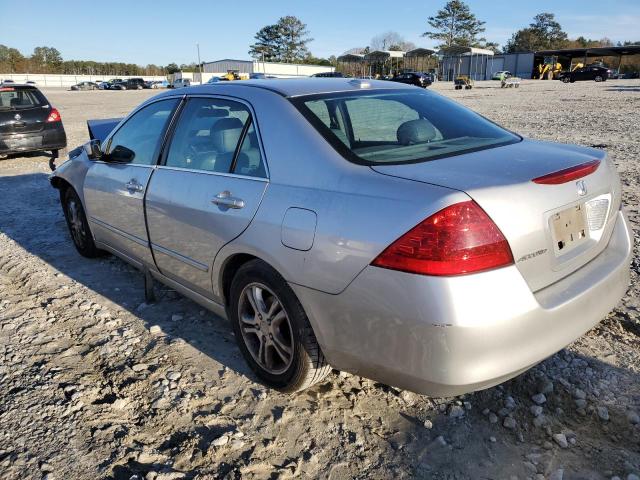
145, 96, 268, 299
83, 98, 180, 267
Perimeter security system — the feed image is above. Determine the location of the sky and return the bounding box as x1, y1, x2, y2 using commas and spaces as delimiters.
1, 0, 639, 65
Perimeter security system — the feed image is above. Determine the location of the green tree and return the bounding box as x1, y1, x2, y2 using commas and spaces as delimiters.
422, 1, 486, 49
0, 44, 26, 73
504, 13, 568, 52
249, 16, 312, 63
165, 63, 180, 74
30, 46, 63, 73
249, 23, 281, 61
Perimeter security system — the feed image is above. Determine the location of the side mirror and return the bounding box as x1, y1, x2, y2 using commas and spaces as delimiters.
84, 139, 103, 160
106, 145, 135, 163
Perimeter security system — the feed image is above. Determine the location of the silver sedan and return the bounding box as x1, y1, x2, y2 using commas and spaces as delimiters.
50, 79, 632, 395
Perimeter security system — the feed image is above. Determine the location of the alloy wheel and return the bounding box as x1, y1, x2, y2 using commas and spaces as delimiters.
66, 198, 86, 247
238, 283, 294, 375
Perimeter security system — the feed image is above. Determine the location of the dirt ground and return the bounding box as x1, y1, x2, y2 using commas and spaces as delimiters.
0, 80, 639, 480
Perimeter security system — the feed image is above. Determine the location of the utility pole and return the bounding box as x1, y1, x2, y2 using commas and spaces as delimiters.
196, 43, 202, 82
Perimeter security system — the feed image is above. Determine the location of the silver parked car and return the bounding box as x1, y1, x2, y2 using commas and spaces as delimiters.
50, 79, 632, 395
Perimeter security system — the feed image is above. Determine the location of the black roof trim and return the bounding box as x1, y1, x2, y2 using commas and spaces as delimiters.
536, 45, 640, 58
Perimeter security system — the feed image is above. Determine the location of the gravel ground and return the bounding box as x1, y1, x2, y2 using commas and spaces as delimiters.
0, 80, 639, 480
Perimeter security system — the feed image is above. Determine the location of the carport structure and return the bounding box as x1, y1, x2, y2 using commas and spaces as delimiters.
336, 53, 365, 77
535, 45, 640, 74
438, 46, 495, 81
363, 50, 405, 77
404, 48, 437, 74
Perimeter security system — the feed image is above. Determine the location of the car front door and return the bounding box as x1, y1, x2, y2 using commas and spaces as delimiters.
83, 98, 180, 267
574, 67, 588, 81
145, 96, 268, 299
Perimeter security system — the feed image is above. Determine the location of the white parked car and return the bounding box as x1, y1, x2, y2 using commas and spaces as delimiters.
171, 78, 191, 88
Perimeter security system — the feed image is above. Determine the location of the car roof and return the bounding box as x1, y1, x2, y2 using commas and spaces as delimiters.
179, 78, 415, 98
0, 83, 38, 88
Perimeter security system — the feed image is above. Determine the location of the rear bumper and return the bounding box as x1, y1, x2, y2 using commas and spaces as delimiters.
0, 126, 67, 155
292, 210, 632, 396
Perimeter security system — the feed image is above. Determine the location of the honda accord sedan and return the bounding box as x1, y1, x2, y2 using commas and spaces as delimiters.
49, 79, 632, 395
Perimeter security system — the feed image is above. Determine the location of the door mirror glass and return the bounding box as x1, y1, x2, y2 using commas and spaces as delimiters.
84, 139, 103, 160
106, 145, 136, 163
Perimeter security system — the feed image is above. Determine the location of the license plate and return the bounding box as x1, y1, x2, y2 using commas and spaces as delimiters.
5, 135, 42, 149
551, 204, 588, 256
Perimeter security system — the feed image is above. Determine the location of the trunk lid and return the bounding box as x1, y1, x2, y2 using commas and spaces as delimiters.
372, 139, 622, 292
0, 105, 49, 134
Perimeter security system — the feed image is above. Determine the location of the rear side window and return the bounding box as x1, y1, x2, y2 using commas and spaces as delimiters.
0, 87, 45, 109
165, 97, 266, 177
292, 90, 520, 165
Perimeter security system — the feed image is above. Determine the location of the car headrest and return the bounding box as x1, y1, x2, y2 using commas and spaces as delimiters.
397, 119, 437, 146
210, 117, 244, 152
10, 97, 24, 107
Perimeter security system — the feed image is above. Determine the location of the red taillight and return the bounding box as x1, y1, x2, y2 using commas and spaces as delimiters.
371, 201, 514, 276
532, 159, 600, 185
46, 108, 61, 123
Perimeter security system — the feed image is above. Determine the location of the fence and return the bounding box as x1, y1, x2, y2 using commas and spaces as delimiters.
0, 73, 167, 88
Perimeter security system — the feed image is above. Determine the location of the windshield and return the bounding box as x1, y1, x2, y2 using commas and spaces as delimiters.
291, 89, 520, 165
0, 87, 46, 110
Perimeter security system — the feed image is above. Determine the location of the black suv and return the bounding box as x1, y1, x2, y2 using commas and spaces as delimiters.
389, 72, 432, 88
0, 84, 67, 159
114, 78, 146, 90
558, 66, 609, 83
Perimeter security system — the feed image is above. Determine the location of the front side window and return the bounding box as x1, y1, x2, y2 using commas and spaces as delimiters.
293, 90, 520, 165
165, 97, 266, 177
107, 99, 178, 165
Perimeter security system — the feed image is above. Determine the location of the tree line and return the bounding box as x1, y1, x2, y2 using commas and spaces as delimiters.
0, 45, 169, 75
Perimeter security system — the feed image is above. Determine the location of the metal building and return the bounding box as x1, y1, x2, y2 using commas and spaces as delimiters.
202, 59, 334, 78
486, 53, 535, 79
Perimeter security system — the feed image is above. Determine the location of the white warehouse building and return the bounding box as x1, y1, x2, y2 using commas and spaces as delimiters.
202, 59, 334, 78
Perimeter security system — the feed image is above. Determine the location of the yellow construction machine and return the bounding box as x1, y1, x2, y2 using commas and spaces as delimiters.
538, 56, 563, 79
222, 70, 249, 81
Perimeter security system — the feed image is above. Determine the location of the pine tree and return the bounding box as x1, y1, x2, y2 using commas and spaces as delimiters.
422, 1, 486, 49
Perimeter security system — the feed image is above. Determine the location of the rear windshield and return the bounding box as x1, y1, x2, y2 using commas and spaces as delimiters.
0, 87, 46, 110
291, 89, 520, 165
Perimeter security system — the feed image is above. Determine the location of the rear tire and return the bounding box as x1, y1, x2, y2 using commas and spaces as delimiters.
229, 260, 331, 392
61, 187, 102, 258
562, 77, 570, 83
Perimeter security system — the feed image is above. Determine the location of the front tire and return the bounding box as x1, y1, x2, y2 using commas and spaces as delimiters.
229, 260, 331, 392
62, 187, 102, 258
562, 77, 570, 83
594, 75, 603, 82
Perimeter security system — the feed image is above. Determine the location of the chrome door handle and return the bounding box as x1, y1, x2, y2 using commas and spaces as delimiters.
211, 190, 245, 209
125, 180, 144, 193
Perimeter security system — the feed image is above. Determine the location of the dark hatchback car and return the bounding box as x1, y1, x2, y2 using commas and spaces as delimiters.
389, 72, 432, 88
558, 66, 609, 83
0, 85, 66, 158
